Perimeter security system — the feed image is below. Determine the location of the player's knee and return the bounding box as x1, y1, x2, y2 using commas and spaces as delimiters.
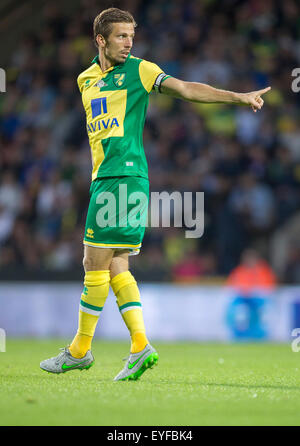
109, 255, 129, 279
83, 255, 98, 271
83, 255, 90, 271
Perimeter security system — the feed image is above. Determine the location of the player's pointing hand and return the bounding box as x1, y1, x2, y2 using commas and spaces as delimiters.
238, 87, 271, 112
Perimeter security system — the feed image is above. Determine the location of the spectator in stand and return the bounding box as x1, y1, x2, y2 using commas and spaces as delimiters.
226, 248, 277, 340
226, 248, 277, 295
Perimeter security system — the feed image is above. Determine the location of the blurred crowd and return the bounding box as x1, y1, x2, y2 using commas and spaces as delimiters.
0, 0, 300, 282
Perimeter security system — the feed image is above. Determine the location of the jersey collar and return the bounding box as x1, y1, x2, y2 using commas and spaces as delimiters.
91, 53, 130, 74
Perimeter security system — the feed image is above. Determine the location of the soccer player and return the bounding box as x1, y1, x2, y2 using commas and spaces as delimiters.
40, 8, 271, 380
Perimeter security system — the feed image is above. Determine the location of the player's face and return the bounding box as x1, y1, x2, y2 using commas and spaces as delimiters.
103, 23, 135, 65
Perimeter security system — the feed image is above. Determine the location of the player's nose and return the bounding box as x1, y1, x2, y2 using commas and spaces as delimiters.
124, 37, 132, 48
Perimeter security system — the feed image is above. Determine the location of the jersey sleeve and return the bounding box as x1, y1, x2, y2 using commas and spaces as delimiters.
139, 59, 168, 93
77, 73, 84, 94
77, 70, 91, 93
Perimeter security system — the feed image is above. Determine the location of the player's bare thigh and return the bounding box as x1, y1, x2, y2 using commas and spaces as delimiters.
83, 245, 129, 277
83, 245, 115, 272
109, 249, 130, 279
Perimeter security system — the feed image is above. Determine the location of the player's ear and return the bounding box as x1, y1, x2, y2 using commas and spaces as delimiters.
96, 34, 106, 49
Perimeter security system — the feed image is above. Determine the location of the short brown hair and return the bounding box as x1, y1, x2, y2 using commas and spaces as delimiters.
93, 8, 137, 47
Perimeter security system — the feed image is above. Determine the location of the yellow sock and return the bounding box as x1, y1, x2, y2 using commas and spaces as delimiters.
111, 271, 149, 353
131, 331, 148, 354
69, 270, 110, 358
69, 334, 93, 359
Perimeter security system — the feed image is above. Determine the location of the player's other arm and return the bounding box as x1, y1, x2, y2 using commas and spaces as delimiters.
160, 77, 271, 113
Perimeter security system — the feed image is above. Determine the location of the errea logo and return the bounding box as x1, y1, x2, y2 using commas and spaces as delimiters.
86, 228, 94, 238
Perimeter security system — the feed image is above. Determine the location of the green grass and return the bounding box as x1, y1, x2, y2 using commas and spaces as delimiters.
1, 339, 300, 426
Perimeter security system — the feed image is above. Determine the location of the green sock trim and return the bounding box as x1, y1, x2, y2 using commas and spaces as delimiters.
119, 301, 142, 312
80, 300, 103, 312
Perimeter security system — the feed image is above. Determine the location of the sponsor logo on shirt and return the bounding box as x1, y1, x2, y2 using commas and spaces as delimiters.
86, 91, 127, 138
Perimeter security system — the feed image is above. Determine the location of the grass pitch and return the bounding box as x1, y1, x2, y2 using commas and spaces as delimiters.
1, 340, 300, 426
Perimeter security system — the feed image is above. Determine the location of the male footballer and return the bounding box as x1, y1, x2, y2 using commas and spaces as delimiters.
40, 8, 271, 381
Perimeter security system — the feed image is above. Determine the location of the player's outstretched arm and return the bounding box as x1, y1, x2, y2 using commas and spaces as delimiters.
160, 77, 271, 113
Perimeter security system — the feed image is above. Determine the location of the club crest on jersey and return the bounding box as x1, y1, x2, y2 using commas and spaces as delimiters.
113, 73, 126, 87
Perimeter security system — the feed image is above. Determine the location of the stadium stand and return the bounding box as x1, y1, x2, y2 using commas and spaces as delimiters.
0, 0, 299, 283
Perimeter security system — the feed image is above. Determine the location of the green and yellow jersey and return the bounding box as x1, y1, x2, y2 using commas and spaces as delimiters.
77, 54, 170, 181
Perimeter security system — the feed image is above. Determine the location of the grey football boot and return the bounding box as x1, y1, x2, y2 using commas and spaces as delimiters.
114, 344, 158, 381
40, 347, 94, 374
